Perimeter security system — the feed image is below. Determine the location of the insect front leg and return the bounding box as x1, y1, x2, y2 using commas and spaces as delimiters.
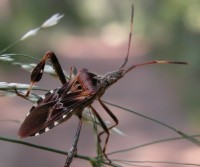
64, 116, 82, 167
15, 51, 67, 98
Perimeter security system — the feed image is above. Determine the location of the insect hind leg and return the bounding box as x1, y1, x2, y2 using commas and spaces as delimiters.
30, 51, 67, 88
16, 51, 67, 98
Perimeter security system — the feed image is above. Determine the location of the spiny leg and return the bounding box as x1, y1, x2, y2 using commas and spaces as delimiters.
98, 98, 118, 137
89, 105, 111, 162
64, 116, 82, 167
16, 51, 67, 97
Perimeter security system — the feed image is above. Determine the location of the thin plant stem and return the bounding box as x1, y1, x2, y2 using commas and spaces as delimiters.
0, 53, 41, 61
107, 134, 200, 156
0, 135, 67, 155
0, 135, 119, 167
0, 40, 21, 55
103, 100, 200, 147
112, 159, 200, 167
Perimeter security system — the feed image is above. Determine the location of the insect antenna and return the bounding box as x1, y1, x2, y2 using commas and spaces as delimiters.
117, 4, 188, 75
123, 60, 188, 75
119, 4, 134, 70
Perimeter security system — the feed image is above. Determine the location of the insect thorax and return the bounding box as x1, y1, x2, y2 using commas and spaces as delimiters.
95, 70, 124, 89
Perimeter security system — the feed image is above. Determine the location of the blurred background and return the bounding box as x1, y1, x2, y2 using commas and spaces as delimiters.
0, 0, 200, 167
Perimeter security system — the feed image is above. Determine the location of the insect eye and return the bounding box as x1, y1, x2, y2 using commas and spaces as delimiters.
105, 80, 110, 86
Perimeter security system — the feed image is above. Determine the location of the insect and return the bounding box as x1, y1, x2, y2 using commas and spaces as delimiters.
15, 5, 187, 167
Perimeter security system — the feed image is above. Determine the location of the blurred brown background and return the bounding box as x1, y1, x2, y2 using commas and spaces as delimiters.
0, 0, 200, 167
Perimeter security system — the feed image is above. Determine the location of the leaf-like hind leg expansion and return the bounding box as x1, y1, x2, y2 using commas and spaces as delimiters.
64, 117, 82, 167
16, 51, 67, 98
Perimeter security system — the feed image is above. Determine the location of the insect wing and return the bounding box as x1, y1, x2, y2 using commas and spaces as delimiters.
18, 101, 60, 138
18, 87, 94, 138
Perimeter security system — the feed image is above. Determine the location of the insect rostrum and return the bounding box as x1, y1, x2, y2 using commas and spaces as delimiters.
15, 5, 187, 167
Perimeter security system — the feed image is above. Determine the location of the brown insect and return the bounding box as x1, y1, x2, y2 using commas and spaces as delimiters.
15, 5, 187, 167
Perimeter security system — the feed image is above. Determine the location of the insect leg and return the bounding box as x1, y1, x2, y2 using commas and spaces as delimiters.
16, 51, 67, 97
118, 4, 187, 73
69, 66, 78, 80
123, 60, 188, 75
64, 117, 82, 167
69, 67, 73, 80
98, 98, 118, 137
89, 105, 111, 162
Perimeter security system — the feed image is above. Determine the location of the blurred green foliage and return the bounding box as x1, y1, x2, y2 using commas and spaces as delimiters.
1, 0, 200, 59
